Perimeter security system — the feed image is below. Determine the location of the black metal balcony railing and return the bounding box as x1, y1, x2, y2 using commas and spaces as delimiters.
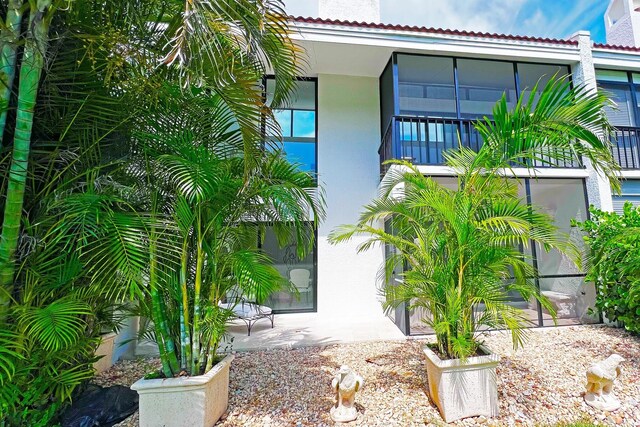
378, 116, 583, 176
611, 126, 640, 169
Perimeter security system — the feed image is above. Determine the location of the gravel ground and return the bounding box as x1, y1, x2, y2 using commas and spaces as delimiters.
95, 325, 640, 426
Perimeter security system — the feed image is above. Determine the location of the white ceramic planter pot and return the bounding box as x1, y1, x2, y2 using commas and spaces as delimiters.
131, 354, 234, 427
423, 346, 500, 423
93, 332, 117, 373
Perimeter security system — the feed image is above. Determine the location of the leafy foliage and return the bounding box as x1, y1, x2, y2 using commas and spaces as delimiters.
574, 202, 640, 333
123, 86, 324, 377
330, 76, 619, 360
0, 0, 307, 423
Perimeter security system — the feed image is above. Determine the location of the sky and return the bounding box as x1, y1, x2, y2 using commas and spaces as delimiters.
284, 0, 610, 43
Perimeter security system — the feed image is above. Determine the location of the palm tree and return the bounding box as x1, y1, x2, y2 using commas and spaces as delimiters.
329, 76, 620, 360
0, 0, 302, 310
74, 86, 324, 377
0, 0, 306, 421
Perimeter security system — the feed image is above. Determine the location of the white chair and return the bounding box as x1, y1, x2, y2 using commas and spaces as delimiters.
289, 268, 312, 305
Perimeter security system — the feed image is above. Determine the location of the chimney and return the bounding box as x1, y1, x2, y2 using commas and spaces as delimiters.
605, 0, 640, 46
318, 0, 380, 23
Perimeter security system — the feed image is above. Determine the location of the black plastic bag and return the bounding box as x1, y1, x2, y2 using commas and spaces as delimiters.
60, 384, 138, 427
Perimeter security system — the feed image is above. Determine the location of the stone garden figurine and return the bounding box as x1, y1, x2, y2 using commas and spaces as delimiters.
584, 354, 626, 411
330, 365, 364, 422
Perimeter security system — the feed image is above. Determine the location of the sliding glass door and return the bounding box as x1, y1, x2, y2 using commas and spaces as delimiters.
261, 225, 317, 313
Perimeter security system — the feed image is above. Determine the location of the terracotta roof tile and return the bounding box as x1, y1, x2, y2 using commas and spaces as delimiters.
593, 42, 640, 52
291, 16, 578, 46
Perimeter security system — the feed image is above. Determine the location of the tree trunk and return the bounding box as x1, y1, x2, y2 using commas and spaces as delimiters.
0, 1, 51, 312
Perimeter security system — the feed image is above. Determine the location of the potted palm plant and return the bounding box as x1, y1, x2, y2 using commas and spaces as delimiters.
329, 76, 619, 422
125, 87, 323, 427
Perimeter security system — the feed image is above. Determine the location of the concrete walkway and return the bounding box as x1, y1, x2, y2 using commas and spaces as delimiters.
226, 312, 406, 351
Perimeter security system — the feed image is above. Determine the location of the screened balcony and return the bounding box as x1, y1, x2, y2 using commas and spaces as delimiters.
378, 54, 585, 175
378, 115, 582, 176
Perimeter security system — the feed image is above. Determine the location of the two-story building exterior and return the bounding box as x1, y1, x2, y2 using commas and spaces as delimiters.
256, 0, 640, 337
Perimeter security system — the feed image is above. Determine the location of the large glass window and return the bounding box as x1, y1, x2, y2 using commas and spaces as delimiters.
386, 55, 572, 122
603, 86, 635, 127
529, 179, 587, 277
265, 78, 317, 173
262, 78, 318, 314
261, 225, 316, 312
457, 59, 516, 118
527, 179, 595, 325
596, 70, 638, 127
397, 55, 456, 118
613, 179, 640, 214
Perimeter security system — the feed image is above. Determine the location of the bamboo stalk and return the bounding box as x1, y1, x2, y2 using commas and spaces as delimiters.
157, 289, 180, 374
179, 236, 191, 371
0, 0, 24, 140
149, 218, 173, 377
151, 288, 174, 378
0, 1, 51, 312
190, 211, 204, 375
148, 192, 179, 376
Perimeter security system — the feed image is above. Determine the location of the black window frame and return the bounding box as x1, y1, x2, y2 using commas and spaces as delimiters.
260, 76, 319, 314
263, 76, 319, 175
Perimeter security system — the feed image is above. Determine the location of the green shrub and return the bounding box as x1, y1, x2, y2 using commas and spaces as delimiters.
574, 202, 640, 333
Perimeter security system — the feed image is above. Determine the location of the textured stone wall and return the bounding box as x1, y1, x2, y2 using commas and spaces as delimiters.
605, 0, 640, 47
606, 15, 639, 46
571, 31, 615, 212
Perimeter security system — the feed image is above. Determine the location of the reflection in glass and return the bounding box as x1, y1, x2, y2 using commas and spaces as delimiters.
538, 277, 599, 326
292, 110, 316, 138
274, 109, 292, 137
457, 59, 516, 118
262, 226, 315, 312
518, 63, 568, 107
399, 178, 595, 334
600, 86, 636, 127
380, 60, 395, 134
613, 179, 640, 214
397, 55, 456, 117
528, 179, 596, 327
266, 79, 315, 109
282, 141, 315, 173
265, 78, 317, 174
529, 179, 587, 277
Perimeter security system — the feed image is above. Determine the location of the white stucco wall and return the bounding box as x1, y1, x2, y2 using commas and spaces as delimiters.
316, 74, 384, 319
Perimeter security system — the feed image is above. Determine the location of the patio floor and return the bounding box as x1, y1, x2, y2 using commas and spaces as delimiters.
226, 311, 406, 351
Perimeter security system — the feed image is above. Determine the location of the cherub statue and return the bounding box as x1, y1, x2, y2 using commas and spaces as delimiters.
585, 354, 625, 411
330, 365, 364, 422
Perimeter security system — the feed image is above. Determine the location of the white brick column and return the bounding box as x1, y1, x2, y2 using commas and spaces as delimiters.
571, 31, 615, 212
